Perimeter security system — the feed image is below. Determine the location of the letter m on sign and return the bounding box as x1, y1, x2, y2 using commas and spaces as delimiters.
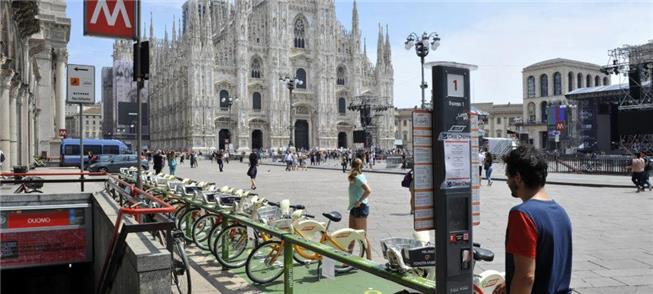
84, 0, 137, 40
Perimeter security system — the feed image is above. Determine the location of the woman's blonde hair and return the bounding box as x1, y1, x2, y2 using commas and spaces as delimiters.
348, 158, 363, 182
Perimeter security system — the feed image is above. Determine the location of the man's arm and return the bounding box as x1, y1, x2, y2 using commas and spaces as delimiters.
510, 254, 536, 294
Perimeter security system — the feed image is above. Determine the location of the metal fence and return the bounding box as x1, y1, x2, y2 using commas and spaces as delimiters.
544, 154, 631, 175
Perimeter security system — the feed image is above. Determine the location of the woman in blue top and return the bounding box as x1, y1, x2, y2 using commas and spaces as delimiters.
167, 151, 177, 176
348, 158, 372, 259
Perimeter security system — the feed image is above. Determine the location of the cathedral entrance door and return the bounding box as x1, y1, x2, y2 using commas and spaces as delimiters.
295, 120, 309, 150
252, 130, 263, 150
219, 129, 231, 151
338, 132, 347, 148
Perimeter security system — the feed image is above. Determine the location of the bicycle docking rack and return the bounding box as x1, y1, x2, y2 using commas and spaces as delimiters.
96, 175, 177, 294
0, 171, 109, 193
181, 197, 436, 294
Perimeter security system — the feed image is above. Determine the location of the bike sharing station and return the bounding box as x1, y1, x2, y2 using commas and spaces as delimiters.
409, 62, 503, 294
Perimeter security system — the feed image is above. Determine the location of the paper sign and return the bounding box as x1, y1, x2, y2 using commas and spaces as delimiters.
412, 109, 434, 230
442, 139, 471, 189
321, 257, 336, 279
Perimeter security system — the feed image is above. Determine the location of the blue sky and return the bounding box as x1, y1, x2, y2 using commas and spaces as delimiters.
66, 0, 653, 108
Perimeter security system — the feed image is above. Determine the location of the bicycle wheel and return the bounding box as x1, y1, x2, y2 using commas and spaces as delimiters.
332, 238, 366, 273
177, 208, 200, 243
245, 240, 285, 284
192, 214, 221, 250
171, 239, 192, 294
212, 224, 252, 269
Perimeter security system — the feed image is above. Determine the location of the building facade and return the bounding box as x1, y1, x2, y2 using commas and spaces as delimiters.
147, 0, 395, 152
473, 102, 523, 138
66, 104, 103, 139
102, 42, 150, 150
519, 58, 609, 150
394, 108, 414, 152
1, 0, 70, 170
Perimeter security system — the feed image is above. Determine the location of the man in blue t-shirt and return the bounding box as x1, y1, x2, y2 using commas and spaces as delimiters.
493, 145, 572, 294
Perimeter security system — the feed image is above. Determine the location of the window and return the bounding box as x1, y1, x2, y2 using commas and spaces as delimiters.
595, 76, 600, 87
84, 145, 102, 155
296, 68, 306, 89
219, 90, 230, 108
527, 76, 535, 97
403, 120, 407, 127
553, 72, 562, 95
586, 74, 592, 87
252, 92, 262, 111
104, 145, 119, 155
294, 17, 306, 48
540, 101, 548, 123
603, 77, 609, 86
577, 73, 583, 88
527, 102, 536, 122
568, 72, 574, 92
540, 74, 548, 97
497, 130, 502, 137
251, 58, 262, 78
64, 145, 80, 155
496, 117, 502, 124
337, 66, 346, 85
338, 97, 346, 114
403, 131, 408, 141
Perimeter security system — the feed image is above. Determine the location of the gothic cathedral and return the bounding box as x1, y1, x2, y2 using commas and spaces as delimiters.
145, 0, 395, 151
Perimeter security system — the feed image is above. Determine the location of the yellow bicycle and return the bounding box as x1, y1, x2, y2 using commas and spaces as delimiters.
245, 211, 368, 284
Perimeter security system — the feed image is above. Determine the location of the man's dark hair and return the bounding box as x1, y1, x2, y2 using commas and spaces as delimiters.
502, 145, 548, 189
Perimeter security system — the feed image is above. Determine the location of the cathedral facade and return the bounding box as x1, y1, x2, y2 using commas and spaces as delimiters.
147, 0, 395, 152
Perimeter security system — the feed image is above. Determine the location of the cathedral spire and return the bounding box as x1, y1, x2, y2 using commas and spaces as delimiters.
352, 0, 359, 36
363, 37, 367, 58
164, 24, 168, 45
203, 0, 213, 44
172, 15, 176, 43
376, 23, 384, 66
385, 24, 391, 64
149, 12, 154, 41
191, 0, 200, 40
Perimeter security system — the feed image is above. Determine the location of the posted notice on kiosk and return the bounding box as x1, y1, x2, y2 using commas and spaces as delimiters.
442, 139, 471, 189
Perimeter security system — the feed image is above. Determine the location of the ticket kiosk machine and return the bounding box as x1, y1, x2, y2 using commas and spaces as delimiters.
429, 62, 477, 294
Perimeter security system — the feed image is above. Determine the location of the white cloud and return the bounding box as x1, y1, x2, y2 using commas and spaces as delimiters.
390, 3, 653, 108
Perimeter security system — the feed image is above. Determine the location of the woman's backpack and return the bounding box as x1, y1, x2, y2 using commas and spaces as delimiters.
401, 171, 413, 188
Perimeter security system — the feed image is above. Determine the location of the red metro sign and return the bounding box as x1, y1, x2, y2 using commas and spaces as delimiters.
84, 0, 138, 40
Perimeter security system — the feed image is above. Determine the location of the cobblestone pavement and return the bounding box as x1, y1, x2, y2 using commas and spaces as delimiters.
7, 161, 652, 293
171, 158, 653, 293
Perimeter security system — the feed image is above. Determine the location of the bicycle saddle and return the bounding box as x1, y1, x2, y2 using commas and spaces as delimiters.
322, 211, 342, 222
473, 247, 494, 262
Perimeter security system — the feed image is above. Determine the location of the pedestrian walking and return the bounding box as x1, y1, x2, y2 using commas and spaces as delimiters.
153, 150, 164, 174
626, 152, 646, 192
642, 152, 652, 191
167, 151, 177, 176
484, 152, 493, 185
190, 152, 197, 168
347, 158, 372, 259
478, 150, 486, 179
247, 150, 259, 190
216, 150, 224, 172
341, 154, 348, 173
401, 169, 415, 214
284, 152, 293, 171
493, 145, 572, 294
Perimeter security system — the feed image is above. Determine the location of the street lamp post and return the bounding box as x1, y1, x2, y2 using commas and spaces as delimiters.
280, 76, 303, 149
405, 32, 441, 109
221, 96, 237, 149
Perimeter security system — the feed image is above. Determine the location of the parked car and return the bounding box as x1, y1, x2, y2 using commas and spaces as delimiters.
87, 154, 149, 173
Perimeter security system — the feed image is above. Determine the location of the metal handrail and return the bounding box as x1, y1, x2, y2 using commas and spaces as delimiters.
180, 198, 435, 293
97, 175, 177, 294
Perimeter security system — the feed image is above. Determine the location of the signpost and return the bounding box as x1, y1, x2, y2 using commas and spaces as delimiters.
84, 0, 144, 188
428, 61, 478, 294
67, 64, 95, 191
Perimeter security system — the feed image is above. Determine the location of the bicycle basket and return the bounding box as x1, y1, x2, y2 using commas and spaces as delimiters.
256, 205, 282, 224
269, 218, 293, 231
380, 238, 435, 269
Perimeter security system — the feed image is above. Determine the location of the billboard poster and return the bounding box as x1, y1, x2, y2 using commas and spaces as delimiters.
547, 104, 569, 139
